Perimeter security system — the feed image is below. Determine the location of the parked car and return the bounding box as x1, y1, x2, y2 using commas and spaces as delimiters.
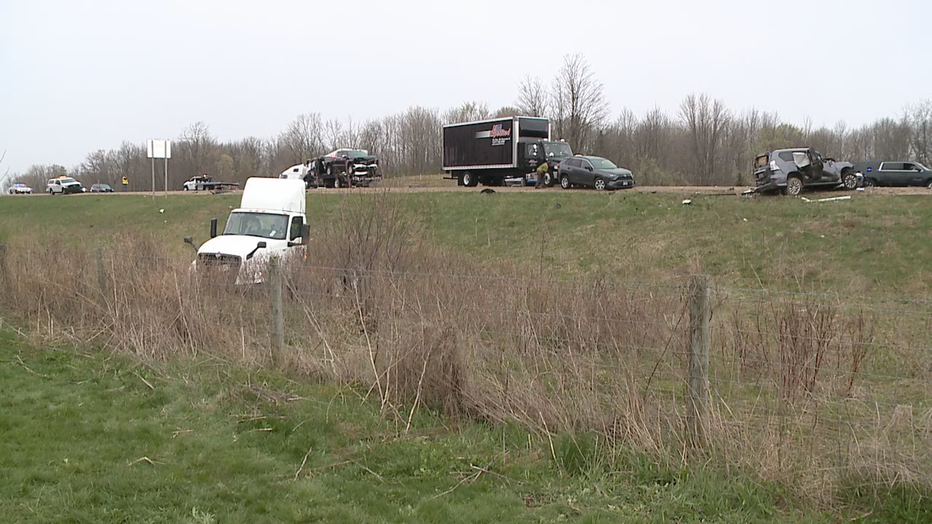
8, 183, 33, 194
90, 183, 114, 193
852, 161, 932, 188
753, 148, 860, 196
558, 156, 635, 190
316, 149, 380, 187
46, 177, 83, 195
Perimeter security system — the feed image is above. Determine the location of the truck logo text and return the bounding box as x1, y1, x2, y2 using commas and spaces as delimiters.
476, 124, 512, 146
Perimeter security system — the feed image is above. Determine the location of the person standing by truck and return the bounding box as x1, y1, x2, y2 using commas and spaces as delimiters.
535, 161, 549, 189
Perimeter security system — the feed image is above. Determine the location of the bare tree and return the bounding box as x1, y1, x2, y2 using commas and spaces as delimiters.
515, 75, 548, 117
80, 149, 113, 184
905, 99, 932, 165
443, 101, 490, 124
324, 119, 344, 151
679, 93, 730, 185
0, 150, 10, 191
550, 54, 609, 152
178, 121, 217, 182
493, 106, 522, 118
280, 113, 323, 163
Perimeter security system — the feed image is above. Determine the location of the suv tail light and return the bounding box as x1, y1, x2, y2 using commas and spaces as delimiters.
769, 160, 780, 172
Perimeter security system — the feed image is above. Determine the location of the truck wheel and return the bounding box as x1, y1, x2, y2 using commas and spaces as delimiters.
926, 179, 932, 189
560, 175, 570, 190
462, 171, 478, 187
593, 177, 606, 191
785, 176, 803, 196
183, 185, 189, 191
842, 170, 859, 190
543, 171, 554, 188
864, 178, 877, 187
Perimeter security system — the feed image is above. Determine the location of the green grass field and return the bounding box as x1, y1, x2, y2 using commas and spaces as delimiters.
19, 324, 927, 523
2, 189, 932, 521
3, 189, 931, 296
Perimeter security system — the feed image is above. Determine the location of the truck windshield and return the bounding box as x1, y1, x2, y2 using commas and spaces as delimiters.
223, 212, 289, 240
543, 142, 573, 159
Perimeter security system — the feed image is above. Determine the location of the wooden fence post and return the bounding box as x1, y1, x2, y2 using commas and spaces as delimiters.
269, 255, 284, 364
0, 243, 9, 306
687, 274, 711, 450
96, 247, 108, 305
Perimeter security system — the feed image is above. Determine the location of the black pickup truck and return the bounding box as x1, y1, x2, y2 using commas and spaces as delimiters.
852, 161, 932, 188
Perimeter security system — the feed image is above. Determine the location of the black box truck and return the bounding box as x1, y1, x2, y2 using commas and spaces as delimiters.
443, 116, 574, 187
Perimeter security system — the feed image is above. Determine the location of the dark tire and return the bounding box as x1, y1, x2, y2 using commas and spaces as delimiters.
864, 178, 877, 188
842, 170, 859, 190
326, 165, 332, 177
593, 177, 606, 191
183, 186, 189, 191
543, 171, 554, 188
786, 176, 803, 196
560, 175, 570, 190
462, 171, 478, 187
926, 179, 932, 189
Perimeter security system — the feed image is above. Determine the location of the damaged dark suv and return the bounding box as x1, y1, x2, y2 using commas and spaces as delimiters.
753, 148, 860, 196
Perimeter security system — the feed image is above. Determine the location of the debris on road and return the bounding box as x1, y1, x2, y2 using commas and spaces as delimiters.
682, 199, 692, 205
800, 196, 851, 203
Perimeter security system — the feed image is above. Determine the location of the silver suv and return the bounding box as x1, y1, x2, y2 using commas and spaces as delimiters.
753, 148, 860, 196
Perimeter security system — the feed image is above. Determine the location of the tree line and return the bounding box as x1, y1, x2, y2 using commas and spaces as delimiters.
5, 54, 931, 191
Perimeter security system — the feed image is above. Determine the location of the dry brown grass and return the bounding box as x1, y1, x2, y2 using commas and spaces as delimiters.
2, 192, 931, 503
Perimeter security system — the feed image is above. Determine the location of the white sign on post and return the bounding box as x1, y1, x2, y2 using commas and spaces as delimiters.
147, 139, 171, 159
146, 139, 172, 197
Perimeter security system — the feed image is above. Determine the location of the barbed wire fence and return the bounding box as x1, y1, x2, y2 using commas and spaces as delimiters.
1, 241, 930, 500
271, 259, 932, 497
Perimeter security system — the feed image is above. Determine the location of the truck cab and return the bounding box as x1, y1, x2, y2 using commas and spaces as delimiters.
186, 178, 309, 284
518, 140, 574, 186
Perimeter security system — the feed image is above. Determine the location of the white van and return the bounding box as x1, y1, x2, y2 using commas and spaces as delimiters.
185, 178, 308, 284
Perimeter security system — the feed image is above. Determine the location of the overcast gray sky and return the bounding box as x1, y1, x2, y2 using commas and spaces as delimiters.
1, 0, 929, 174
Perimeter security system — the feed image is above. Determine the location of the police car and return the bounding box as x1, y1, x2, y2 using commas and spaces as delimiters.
8, 183, 33, 194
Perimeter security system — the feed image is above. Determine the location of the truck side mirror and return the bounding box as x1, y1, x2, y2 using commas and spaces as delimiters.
300, 224, 310, 245
257, 241, 267, 249
183, 236, 197, 253
210, 218, 218, 238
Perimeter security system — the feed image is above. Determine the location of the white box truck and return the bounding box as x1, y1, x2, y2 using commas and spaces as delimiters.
184, 178, 309, 284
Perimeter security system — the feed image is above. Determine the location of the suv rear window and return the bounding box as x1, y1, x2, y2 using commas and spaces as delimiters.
755, 155, 768, 168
